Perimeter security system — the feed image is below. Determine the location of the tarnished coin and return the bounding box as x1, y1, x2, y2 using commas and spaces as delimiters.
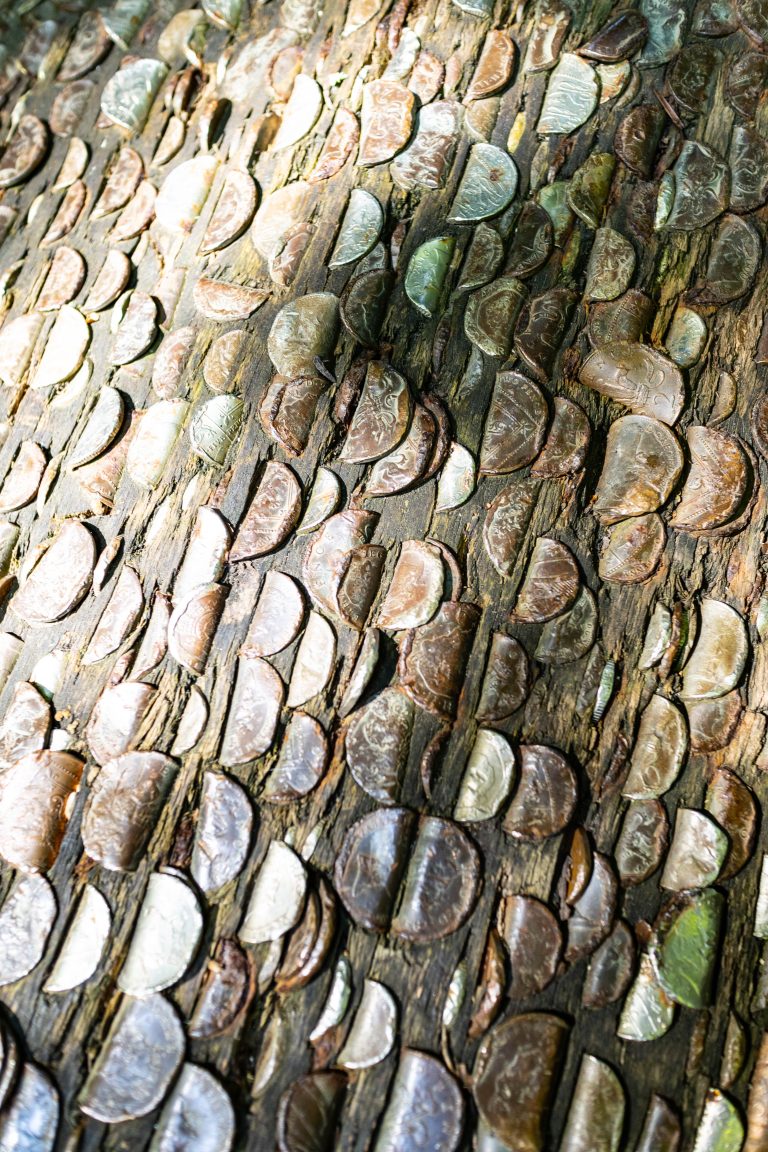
580, 343, 684, 425
150, 1065, 234, 1152
669, 427, 750, 533
374, 1050, 463, 1152
0, 750, 82, 873
201, 168, 258, 254
474, 1014, 568, 1150
81, 752, 177, 872
358, 80, 416, 166
449, 143, 518, 222
12, 520, 96, 626
220, 656, 284, 766
79, 995, 184, 1123
0, 115, 48, 189
346, 688, 413, 804
391, 101, 462, 191
58, 10, 112, 81
593, 416, 683, 524
538, 53, 599, 133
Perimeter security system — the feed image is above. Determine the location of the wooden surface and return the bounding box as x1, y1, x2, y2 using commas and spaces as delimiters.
0, 0, 766, 1148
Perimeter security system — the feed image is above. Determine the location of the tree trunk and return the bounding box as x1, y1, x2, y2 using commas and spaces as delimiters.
0, 0, 764, 1148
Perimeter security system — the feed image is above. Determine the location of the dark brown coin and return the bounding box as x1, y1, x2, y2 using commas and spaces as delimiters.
309, 107, 359, 182
501, 894, 562, 999
465, 277, 527, 359
479, 371, 548, 474
578, 9, 647, 59
738, 0, 768, 46
456, 223, 504, 294
338, 543, 386, 629
559, 827, 594, 909
635, 1095, 681, 1152
668, 42, 721, 113
598, 513, 666, 584
231, 462, 302, 561
512, 537, 580, 623
587, 289, 653, 348
345, 688, 413, 804
532, 397, 590, 477
535, 587, 598, 665
340, 268, 394, 347
694, 214, 761, 305
334, 808, 415, 932
515, 287, 577, 381
705, 767, 757, 880
476, 632, 530, 721
277, 1071, 346, 1152
341, 361, 412, 464
730, 125, 768, 214
276, 879, 337, 992
303, 509, 378, 619
503, 743, 578, 840
614, 105, 665, 178
189, 939, 255, 1039
505, 202, 553, 279
168, 583, 228, 675
473, 1013, 569, 1151
261, 376, 325, 456
664, 141, 729, 231
365, 404, 435, 497
335, 809, 479, 941
727, 51, 768, 118
468, 927, 506, 1039
399, 601, 479, 717
687, 691, 742, 753
391, 816, 480, 942
483, 480, 539, 576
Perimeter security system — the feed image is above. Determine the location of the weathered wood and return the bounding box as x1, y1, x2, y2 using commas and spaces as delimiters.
0, 0, 765, 1149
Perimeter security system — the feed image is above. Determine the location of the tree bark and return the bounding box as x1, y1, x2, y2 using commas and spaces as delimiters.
0, 0, 764, 1149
